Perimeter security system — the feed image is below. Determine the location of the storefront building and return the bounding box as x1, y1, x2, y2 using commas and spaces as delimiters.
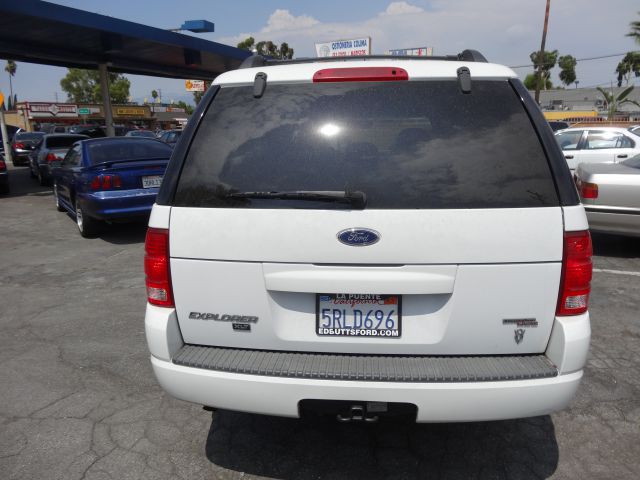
5, 102, 186, 132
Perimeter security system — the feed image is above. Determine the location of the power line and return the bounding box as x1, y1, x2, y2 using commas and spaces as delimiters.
509, 52, 629, 69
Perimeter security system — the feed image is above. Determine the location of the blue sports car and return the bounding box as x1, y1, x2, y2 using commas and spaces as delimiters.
52, 137, 173, 237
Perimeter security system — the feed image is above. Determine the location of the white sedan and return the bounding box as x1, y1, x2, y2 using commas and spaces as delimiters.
554, 126, 640, 171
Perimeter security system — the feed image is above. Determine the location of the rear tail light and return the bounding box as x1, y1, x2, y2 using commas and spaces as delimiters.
144, 228, 174, 307
46, 153, 60, 163
89, 175, 122, 190
13, 142, 24, 149
0, 160, 6, 170
556, 230, 592, 316
578, 180, 598, 199
313, 67, 409, 83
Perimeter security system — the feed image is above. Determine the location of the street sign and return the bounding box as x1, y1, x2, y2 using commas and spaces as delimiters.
78, 107, 90, 115
0, 91, 4, 107
387, 47, 433, 57
315, 37, 371, 58
185, 80, 205, 92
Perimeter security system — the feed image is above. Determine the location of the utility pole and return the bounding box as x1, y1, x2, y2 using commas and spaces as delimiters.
534, 0, 551, 105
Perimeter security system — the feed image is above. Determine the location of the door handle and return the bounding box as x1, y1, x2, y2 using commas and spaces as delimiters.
617, 154, 628, 159
565, 155, 574, 159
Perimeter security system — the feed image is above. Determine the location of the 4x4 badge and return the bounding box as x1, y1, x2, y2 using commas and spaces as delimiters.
514, 329, 525, 344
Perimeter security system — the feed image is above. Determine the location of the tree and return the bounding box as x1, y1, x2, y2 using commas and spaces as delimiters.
628, 12, 640, 44
60, 68, 131, 104
529, 49, 558, 91
151, 89, 158, 102
175, 100, 194, 115
237, 36, 294, 59
558, 55, 577, 87
596, 85, 640, 120
4, 60, 16, 99
524, 73, 552, 91
615, 52, 640, 87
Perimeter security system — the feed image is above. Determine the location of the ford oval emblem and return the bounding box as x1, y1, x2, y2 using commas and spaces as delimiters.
337, 228, 381, 247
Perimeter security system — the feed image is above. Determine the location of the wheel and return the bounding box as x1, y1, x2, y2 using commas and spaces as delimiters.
53, 183, 65, 212
75, 198, 100, 237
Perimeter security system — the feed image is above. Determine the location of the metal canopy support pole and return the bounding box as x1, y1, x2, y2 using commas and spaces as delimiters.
0, 110, 13, 165
99, 63, 115, 137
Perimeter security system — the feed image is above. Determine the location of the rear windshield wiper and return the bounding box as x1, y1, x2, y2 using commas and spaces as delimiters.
225, 190, 367, 209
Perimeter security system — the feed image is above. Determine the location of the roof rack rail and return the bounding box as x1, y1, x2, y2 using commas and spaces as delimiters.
238, 50, 488, 69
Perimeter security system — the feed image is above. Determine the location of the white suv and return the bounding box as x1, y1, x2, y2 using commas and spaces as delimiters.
144, 51, 592, 422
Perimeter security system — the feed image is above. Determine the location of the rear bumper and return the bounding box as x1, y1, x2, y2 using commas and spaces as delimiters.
145, 305, 590, 422
80, 188, 159, 220
151, 356, 581, 422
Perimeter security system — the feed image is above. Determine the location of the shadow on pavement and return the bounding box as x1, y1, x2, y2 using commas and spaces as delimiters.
1, 165, 53, 199
206, 410, 558, 479
591, 232, 640, 259
98, 220, 148, 245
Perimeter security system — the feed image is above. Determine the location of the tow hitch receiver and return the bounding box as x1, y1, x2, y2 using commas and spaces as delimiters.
337, 404, 381, 423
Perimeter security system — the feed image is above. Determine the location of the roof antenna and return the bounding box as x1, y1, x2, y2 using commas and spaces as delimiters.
457, 67, 471, 94
253, 72, 267, 98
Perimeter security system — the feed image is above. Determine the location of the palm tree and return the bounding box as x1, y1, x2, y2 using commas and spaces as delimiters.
596, 85, 640, 120
4, 60, 16, 99
628, 12, 640, 44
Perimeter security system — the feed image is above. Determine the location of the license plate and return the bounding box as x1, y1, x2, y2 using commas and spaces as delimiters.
142, 175, 163, 188
316, 294, 401, 338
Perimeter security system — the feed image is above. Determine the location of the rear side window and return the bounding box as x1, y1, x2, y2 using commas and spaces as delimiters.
175, 80, 559, 209
46, 136, 87, 149
87, 140, 171, 165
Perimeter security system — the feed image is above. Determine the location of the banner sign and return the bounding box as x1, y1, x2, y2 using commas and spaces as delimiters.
115, 107, 146, 116
315, 37, 371, 57
387, 47, 433, 57
185, 80, 205, 92
27, 103, 78, 118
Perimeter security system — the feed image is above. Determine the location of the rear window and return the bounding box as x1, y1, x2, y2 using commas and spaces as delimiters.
175, 80, 559, 209
87, 139, 171, 165
16, 132, 45, 141
45, 136, 87, 149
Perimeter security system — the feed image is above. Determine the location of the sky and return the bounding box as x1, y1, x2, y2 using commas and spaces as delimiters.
1, 0, 639, 106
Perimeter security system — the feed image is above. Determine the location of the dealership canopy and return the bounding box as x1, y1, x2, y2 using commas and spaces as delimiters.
0, 0, 251, 80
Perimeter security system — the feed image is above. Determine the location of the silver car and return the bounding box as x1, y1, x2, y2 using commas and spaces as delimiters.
575, 155, 640, 237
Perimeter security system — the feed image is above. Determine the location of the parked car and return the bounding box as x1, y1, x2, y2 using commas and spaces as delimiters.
11, 131, 45, 166
144, 52, 592, 423
0, 153, 9, 194
125, 130, 156, 138
555, 127, 640, 171
52, 137, 172, 237
548, 120, 569, 132
575, 155, 640, 237
68, 125, 106, 138
28, 134, 89, 185
158, 129, 181, 146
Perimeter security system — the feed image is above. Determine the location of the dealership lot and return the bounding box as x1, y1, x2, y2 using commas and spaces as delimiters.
1, 165, 639, 480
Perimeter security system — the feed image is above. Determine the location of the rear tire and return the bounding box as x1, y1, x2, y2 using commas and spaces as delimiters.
75, 198, 100, 237
53, 183, 65, 212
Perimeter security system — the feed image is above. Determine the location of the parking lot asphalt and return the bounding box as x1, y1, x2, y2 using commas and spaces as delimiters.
1, 164, 639, 480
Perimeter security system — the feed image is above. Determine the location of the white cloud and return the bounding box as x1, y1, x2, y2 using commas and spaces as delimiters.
263, 9, 319, 33
381, 2, 424, 16
214, 0, 639, 87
